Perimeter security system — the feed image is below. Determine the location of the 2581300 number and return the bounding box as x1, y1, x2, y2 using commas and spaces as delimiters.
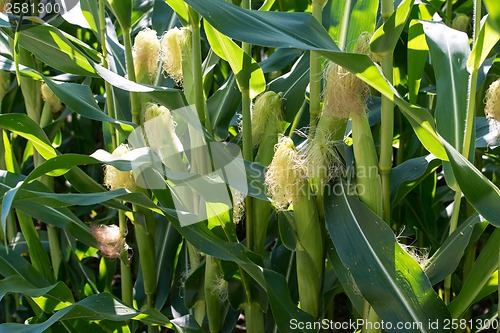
4, 1, 61, 16
442, 318, 499, 330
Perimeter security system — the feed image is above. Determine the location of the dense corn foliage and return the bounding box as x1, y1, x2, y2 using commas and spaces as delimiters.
0, 0, 499, 332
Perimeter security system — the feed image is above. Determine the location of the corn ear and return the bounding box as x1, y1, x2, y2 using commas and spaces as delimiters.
351, 111, 383, 216
204, 255, 223, 333
293, 180, 323, 317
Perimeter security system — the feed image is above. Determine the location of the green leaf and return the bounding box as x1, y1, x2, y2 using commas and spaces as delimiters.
263, 270, 316, 333
0, 114, 57, 160
448, 228, 500, 318
19, 25, 97, 77
345, 0, 380, 52
268, 52, 309, 123
80, 0, 100, 33
207, 74, 241, 140
407, 20, 428, 103
155, 220, 182, 310
390, 155, 441, 206
204, 21, 265, 99
421, 20, 470, 189
92, 63, 187, 111
278, 212, 297, 251
472, 269, 498, 304
468, 15, 500, 72
329, 247, 365, 316
425, 214, 485, 285
325, 0, 349, 48
0, 55, 43, 81
165, 0, 189, 25
442, 139, 500, 226
41, 76, 136, 136
171, 315, 204, 333
371, 0, 414, 54
0, 246, 50, 287
0, 293, 169, 332
0, 275, 74, 312
484, 0, 500, 32
0, 171, 96, 247
104, 0, 131, 30
324, 183, 451, 332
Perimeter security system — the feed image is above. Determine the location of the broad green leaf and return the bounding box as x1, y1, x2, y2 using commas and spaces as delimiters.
0, 55, 43, 81
0, 114, 57, 160
425, 213, 485, 285
0, 246, 50, 287
421, 20, 470, 189
468, 15, 500, 72
329, 247, 365, 316
80, 0, 100, 33
448, 228, 500, 318
484, 0, 500, 32
155, 220, 182, 310
371, 0, 413, 54
14, 201, 97, 247
207, 74, 241, 140
472, 270, 498, 304
60, 1, 91, 29
324, 183, 451, 332
92, 63, 187, 111
185, 0, 449, 160
407, 20, 428, 103
165, 0, 189, 25
19, 25, 97, 77
41, 76, 136, 136
390, 155, 441, 206
325, 0, 349, 48
268, 52, 310, 123
442, 139, 500, 226
16, 210, 55, 283
0, 171, 96, 247
0, 293, 169, 332
0, 275, 74, 312
259, 0, 275, 11
104, 0, 131, 30
263, 270, 316, 333
171, 315, 204, 333
204, 21, 265, 99
345, 0, 380, 52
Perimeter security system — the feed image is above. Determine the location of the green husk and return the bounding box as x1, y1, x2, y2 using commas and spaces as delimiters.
293, 180, 323, 317
351, 111, 382, 216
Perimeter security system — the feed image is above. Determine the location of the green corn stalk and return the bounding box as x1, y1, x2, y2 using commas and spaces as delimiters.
379, 0, 395, 225
132, 208, 157, 312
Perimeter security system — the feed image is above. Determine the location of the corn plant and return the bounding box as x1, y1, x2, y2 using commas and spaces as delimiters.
0, 0, 499, 332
